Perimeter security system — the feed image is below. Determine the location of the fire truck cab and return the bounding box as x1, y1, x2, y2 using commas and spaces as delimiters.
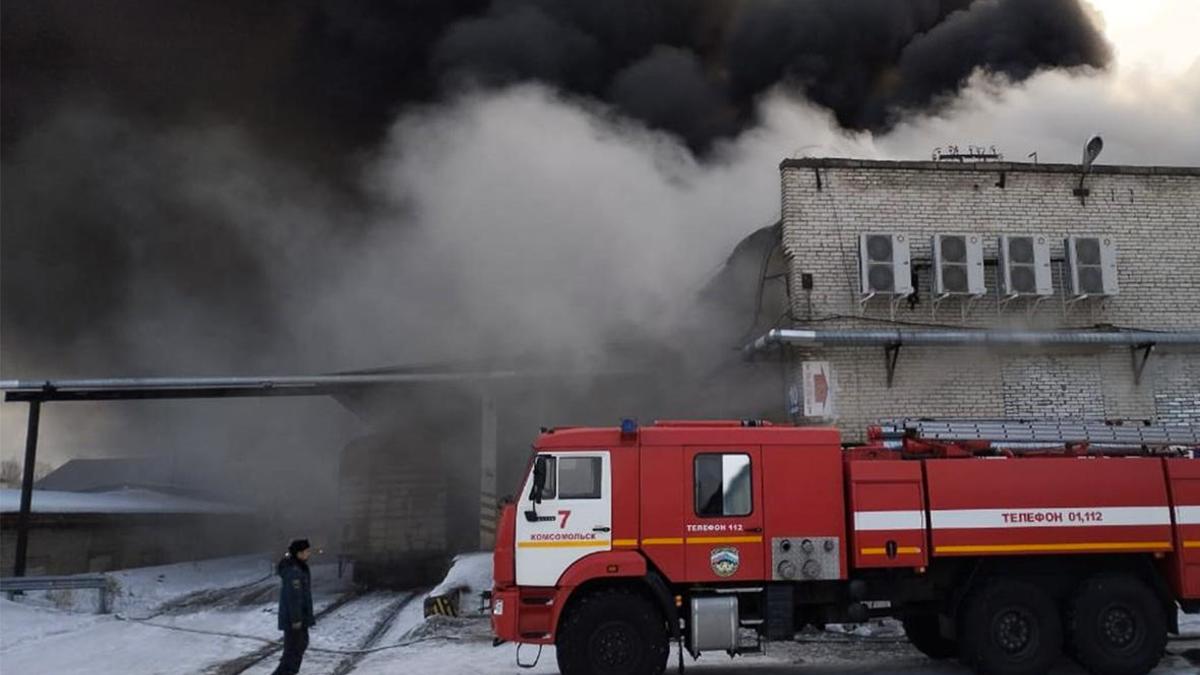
490, 419, 1200, 675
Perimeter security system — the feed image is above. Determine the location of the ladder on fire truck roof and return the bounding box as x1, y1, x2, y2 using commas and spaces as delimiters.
876, 418, 1200, 449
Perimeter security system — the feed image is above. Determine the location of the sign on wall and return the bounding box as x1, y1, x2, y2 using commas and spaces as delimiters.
802, 361, 835, 419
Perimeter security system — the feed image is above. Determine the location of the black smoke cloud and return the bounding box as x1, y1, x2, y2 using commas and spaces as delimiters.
3, 0, 1109, 157
433, 0, 1111, 143
1, 0, 1111, 376
723, 0, 1110, 130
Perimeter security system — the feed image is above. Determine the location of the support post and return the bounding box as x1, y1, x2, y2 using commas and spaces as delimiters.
1074, 170, 1091, 205
1131, 343, 1155, 386
13, 400, 42, 577
885, 343, 902, 388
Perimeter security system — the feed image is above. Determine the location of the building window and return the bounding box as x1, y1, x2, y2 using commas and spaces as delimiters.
557, 457, 602, 500
694, 454, 752, 517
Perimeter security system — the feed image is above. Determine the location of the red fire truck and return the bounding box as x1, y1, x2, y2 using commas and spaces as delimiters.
489, 418, 1200, 675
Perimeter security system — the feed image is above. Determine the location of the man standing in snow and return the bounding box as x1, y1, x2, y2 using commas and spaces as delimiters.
272, 539, 315, 675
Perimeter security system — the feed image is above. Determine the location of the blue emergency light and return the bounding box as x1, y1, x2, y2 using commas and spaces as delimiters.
620, 418, 638, 435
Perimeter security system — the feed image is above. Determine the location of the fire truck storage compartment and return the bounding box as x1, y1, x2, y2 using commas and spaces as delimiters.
1166, 458, 1200, 598
847, 460, 928, 569
689, 595, 739, 654
761, 434, 847, 579
924, 457, 1173, 558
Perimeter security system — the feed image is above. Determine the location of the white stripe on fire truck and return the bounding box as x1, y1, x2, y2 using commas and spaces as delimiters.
1175, 506, 1200, 525
853, 510, 926, 531
930, 506, 1171, 529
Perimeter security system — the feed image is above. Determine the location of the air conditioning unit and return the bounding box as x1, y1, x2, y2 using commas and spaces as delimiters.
859, 233, 912, 296
933, 234, 985, 296
1065, 235, 1118, 296
998, 235, 1052, 297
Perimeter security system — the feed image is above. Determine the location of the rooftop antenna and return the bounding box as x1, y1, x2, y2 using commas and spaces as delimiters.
1074, 134, 1103, 204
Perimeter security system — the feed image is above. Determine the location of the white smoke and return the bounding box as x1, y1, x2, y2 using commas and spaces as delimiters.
288, 54, 1200, 367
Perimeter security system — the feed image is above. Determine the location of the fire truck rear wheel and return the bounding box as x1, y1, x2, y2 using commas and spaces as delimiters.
1067, 574, 1166, 675
901, 614, 956, 659
958, 578, 1062, 675
556, 586, 669, 675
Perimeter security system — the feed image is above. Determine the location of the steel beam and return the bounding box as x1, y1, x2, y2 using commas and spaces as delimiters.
0, 370, 634, 403
13, 401, 41, 577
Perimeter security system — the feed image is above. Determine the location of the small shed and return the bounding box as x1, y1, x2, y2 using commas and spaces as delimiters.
0, 488, 258, 575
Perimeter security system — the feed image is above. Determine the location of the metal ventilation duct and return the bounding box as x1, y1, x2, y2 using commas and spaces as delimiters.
744, 328, 1200, 356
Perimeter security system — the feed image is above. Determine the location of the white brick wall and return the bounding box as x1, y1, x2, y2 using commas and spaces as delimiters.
339, 434, 448, 559
778, 159, 1200, 440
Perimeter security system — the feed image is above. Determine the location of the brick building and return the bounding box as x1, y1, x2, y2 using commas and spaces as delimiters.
744, 158, 1200, 439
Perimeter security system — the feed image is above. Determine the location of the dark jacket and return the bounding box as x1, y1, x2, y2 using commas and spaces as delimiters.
276, 554, 315, 631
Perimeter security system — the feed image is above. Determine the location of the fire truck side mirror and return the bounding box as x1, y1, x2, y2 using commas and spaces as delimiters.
530, 456, 548, 505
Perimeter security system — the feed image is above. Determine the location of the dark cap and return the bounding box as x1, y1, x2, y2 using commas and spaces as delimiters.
288, 538, 311, 555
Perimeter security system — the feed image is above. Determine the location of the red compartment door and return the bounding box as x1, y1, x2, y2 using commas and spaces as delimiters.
847, 460, 929, 569
1167, 458, 1200, 600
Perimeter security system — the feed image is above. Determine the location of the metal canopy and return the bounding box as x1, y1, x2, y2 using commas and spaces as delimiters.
0, 368, 623, 578
0, 371, 581, 403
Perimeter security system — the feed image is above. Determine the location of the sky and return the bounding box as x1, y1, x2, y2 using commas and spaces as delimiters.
1088, 0, 1200, 77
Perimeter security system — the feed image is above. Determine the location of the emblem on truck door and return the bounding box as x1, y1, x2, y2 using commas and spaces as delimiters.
710, 547, 740, 577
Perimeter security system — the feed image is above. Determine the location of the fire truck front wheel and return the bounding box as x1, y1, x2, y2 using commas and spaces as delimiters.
1067, 575, 1166, 675
957, 578, 1063, 675
555, 586, 669, 675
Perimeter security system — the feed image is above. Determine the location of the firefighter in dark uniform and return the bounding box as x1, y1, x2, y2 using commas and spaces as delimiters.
272, 539, 315, 675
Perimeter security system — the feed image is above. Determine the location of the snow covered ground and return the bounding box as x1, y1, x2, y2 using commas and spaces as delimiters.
2, 553, 1199, 674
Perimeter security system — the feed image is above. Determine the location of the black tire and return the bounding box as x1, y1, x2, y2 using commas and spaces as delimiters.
1067, 575, 1167, 675
958, 578, 1063, 675
555, 587, 669, 675
902, 614, 957, 659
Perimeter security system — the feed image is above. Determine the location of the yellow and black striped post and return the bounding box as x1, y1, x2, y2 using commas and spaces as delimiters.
479, 390, 498, 549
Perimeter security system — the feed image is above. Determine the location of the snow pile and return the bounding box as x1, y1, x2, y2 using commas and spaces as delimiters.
11, 554, 276, 615
0, 487, 247, 515
826, 618, 905, 638
1182, 612, 1200, 637
109, 555, 351, 619
107, 554, 277, 615
428, 551, 492, 616
430, 552, 492, 597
